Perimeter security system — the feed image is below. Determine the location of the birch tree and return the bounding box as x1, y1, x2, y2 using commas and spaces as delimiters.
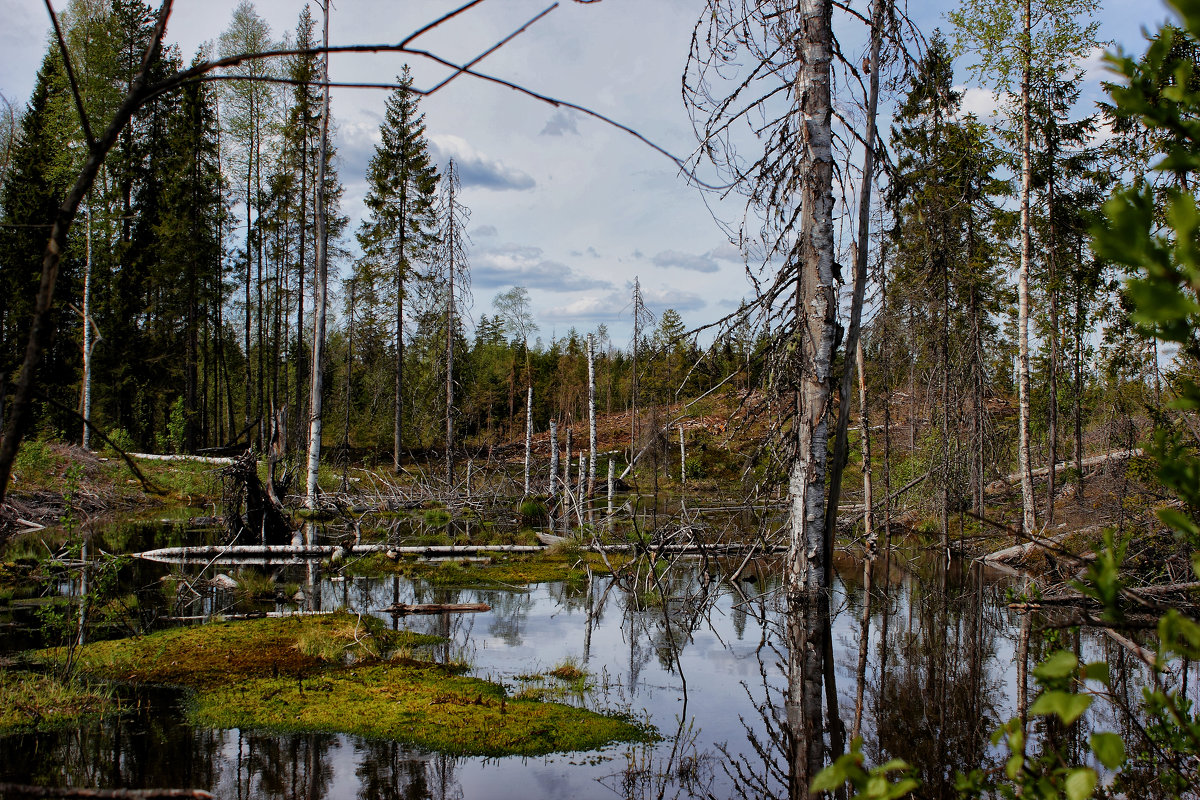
951, 0, 1102, 534
687, 0, 838, 594
304, 0, 332, 509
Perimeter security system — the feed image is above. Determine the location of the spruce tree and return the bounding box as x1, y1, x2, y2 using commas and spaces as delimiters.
0, 50, 79, 434
887, 34, 1005, 549
355, 67, 439, 472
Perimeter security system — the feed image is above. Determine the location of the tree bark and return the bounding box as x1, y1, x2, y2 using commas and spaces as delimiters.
788, 0, 840, 595
1017, 0, 1037, 534
304, 0, 331, 509
524, 384, 532, 495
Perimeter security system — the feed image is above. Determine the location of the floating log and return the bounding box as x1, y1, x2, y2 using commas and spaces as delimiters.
132, 541, 789, 564
379, 602, 491, 615
133, 544, 545, 563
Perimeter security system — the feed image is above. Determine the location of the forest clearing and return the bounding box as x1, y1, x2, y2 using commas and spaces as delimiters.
2, 0, 1200, 798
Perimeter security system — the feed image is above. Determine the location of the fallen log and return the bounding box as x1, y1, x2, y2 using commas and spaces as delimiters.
379, 602, 491, 615
981, 526, 1103, 565
128, 452, 235, 465
992, 448, 1143, 488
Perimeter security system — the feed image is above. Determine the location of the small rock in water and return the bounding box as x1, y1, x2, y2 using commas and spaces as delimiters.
210, 573, 238, 590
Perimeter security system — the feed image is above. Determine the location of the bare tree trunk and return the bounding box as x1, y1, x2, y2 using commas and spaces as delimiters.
445, 190, 456, 487
1074, 288, 1084, 502
1017, 0, 1037, 534
304, 0, 331, 509
549, 419, 558, 497
81, 197, 94, 449
679, 425, 686, 485
607, 457, 614, 518
524, 384, 532, 495
857, 336, 875, 547
1046, 171, 1060, 527
587, 333, 596, 497
789, 0, 843, 595
343, 279, 354, 449
393, 182, 408, 474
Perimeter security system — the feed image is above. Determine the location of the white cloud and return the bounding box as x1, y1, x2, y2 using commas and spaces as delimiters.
473, 243, 613, 291
429, 134, 536, 192
708, 241, 744, 262
958, 86, 1004, 121
540, 109, 580, 136
545, 282, 705, 321
652, 249, 720, 273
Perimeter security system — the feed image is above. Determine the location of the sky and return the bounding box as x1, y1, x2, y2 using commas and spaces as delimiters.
0, 0, 1180, 346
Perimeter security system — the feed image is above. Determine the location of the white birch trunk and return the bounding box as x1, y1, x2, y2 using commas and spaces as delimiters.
857, 336, 875, 548
587, 334, 596, 495
524, 384, 532, 495
786, 0, 837, 596
607, 457, 614, 517
1016, 0, 1037, 535
305, 1, 332, 509
81, 199, 93, 450
549, 420, 558, 496
679, 425, 686, 485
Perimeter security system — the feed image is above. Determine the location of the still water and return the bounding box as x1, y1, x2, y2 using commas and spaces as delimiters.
0, 521, 1190, 800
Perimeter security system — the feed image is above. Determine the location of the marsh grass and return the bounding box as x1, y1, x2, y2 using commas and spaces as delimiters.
0, 670, 115, 732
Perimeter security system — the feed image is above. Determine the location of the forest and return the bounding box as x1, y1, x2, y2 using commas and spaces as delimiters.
0, 0, 1199, 798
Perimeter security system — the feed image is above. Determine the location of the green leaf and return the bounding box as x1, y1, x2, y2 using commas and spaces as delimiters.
887, 778, 919, 799
1079, 661, 1110, 686
1006, 753, 1023, 781
811, 763, 847, 792
1089, 732, 1126, 769
1159, 609, 1200, 659
1159, 508, 1200, 537
1033, 650, 1078, 681
1029, 690, 1093, 725
1065, 767, 1097, 800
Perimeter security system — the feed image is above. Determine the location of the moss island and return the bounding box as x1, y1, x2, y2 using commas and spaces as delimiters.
58, 613, 653, 756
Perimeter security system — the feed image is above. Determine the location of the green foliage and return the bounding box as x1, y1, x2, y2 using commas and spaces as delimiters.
810, 737, 918, 799
959, 650, 1119, 799
13, 438, 56, 480
1095, 2, 1200, 543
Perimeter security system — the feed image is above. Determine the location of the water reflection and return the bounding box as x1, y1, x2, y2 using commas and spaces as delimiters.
5, 544, 1197, 799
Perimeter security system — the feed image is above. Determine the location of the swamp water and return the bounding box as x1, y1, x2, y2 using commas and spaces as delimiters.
1, 516, 1192, 799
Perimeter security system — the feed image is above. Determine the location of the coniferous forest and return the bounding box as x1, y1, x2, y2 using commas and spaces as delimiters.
1, 0, 1200, 798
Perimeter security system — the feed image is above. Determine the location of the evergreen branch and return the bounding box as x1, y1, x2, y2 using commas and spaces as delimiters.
43, 0, 94, 149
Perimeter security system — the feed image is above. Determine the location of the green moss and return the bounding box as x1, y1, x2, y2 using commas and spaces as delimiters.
57, 614, 652, 756
0, 671, 115, 733
193, 661, 649, 756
